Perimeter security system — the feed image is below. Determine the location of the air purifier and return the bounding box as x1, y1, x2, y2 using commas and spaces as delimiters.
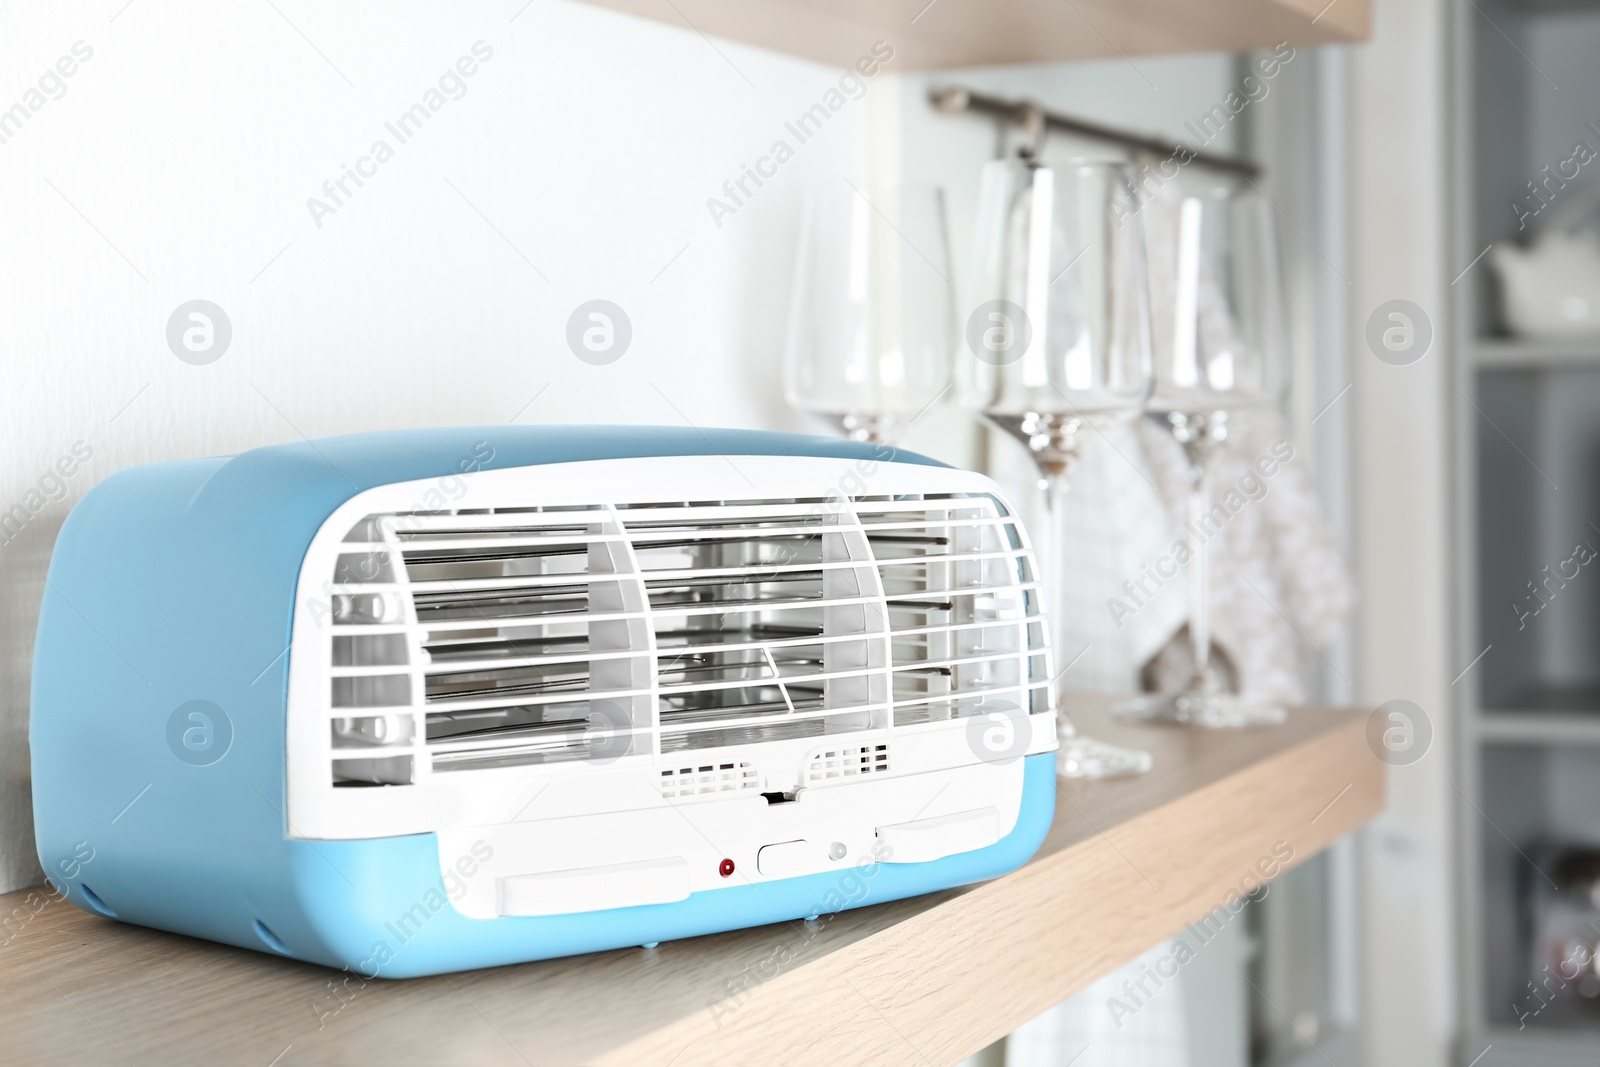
32, 426, 1057, 977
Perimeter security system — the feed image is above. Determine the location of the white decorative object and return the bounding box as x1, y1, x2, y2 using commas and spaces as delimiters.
1490, 185, 1600, 340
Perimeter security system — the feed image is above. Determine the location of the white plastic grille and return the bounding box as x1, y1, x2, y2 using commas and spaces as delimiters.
319, 493, 1048, 786
657, 761, 761, 799
806, 743, 890, 783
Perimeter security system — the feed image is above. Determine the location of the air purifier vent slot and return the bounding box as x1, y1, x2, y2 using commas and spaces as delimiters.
806, 743, 890, 782
317, 490, 1047, 785
658, 761, 760, 799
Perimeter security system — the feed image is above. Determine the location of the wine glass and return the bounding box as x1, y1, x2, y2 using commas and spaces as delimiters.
784, 182, 955, 444
960, 154, 1154, 778
1118, 184, 1290, 728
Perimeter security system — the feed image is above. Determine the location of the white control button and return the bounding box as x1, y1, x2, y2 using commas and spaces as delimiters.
757, 839, 812, 876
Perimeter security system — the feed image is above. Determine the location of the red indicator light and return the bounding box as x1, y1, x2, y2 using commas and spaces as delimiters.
718, 858, 735, 878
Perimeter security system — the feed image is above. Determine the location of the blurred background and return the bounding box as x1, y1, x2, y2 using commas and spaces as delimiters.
4, 0, 1599, 1063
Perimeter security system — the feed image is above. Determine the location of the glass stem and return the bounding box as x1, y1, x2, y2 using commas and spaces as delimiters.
1042, 472, 1070, 665
1184, 436, 1214, 690
1038, 467, 1075, 737
1036, 456, 1080, 684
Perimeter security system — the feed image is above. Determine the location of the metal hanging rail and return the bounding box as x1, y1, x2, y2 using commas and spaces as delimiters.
929, 85, 1263, 180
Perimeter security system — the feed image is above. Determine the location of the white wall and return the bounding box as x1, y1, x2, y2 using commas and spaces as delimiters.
0, 0, 875, 893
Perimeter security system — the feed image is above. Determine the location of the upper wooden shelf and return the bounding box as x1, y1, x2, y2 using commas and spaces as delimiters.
0, 696, 1381, 1066
576, 0, 1370, 70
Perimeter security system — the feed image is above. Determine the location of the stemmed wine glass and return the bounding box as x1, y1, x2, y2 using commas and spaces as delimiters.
1118, 184, 1290, 728
959, 154, 1154, 778
783, 182, 955, 444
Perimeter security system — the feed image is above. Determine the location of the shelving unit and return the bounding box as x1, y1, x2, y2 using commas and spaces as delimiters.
1451, 0, 1600, 1061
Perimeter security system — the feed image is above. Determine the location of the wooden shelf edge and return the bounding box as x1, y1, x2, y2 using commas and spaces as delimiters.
1475, 1023, 1600, 1062
574, 0, 1370, 72
1475, 711, 1600, 745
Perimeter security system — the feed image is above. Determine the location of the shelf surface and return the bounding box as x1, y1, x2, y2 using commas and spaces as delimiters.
0, 696, 1382, 1066
574, 0, 1370, 70
1477, 709, 1600, 745
1485, 681, 1600, 713
1476, 1024, 1600, 1066
1476, 336, 1600, 369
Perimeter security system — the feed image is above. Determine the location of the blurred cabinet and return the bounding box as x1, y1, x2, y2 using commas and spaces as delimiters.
1453, 0, 1600, 1061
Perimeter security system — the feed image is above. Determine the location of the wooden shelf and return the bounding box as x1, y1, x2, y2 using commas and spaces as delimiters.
1475, 337, 1600, 369
1476, 710, 1600, 745
0, 697, 1381, 1066
575, 0, 1370, 70
1477, 1024, 1600, 1066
